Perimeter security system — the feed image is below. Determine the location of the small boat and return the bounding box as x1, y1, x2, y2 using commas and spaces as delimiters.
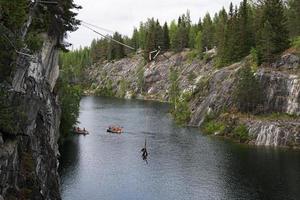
73, 127, 89, 135
107, 126, 123, 134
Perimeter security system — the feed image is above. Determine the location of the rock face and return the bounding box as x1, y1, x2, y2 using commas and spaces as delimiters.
86, 50, 300, 148
247, 121, 300, 147
0, 36, 61, 199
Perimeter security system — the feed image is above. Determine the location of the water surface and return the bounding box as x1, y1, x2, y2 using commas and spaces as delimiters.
59, 96, 300, 200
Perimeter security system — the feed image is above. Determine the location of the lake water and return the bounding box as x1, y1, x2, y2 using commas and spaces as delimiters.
59, 96, 300, 200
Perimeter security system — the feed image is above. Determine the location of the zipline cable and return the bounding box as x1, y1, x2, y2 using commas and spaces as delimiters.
81, 23, 136, 50
80, 20, 115, 34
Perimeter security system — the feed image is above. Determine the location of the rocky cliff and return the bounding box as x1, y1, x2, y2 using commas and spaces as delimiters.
85, 49, 300, 148
0, 36, 61, 199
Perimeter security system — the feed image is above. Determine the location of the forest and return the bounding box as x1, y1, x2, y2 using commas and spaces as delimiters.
60, 0, 300, 75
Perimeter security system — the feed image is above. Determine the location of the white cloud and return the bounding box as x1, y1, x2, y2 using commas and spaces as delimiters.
68, 0, 242, 49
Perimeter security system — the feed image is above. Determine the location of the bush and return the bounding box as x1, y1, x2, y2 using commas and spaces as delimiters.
250, 48, 259, 71
173, 94, 191, 125
95, 79, 114, 97
187, 50, 200, 63
202, 120, 225, 135
117, 79, 128, 98
292, 36, 300, 51
233, 124, 249, 141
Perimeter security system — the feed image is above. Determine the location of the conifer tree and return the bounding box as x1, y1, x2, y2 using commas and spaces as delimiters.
287, 0, 300, 38
237, 0, 254, 58
162, 22, 170, 51
131, 28, 140, 50
201, 13, 214, 51
108, 32, 125, 60
256, 0, 289, 63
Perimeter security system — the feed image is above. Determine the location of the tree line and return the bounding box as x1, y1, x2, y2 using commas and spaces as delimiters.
62, 0, 299, 68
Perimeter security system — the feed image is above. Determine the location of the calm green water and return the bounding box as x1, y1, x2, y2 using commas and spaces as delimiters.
59, 96, 300, 200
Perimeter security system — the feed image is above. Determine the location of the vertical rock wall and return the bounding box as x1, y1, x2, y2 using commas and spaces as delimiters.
0, 36, 61, 200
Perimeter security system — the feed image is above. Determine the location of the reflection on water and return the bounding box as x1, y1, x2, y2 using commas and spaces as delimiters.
59, 96, 300, 200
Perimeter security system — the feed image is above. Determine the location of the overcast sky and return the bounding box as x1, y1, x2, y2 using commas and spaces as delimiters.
68, 0, 241, 49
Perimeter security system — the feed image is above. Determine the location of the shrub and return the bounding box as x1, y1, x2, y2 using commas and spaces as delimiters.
173, 94, 191, 125
187, 50, 200, 63
233, 124, 249, 141
292, 36, 300, 51
202, 120, 225, 135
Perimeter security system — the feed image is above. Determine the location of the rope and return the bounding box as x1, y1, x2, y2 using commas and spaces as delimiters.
81, 23, 136, 51
80, 20, 115, 34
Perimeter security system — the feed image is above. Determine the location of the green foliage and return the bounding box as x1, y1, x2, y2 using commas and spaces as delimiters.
168, 68, 180, 107
0, 0, 80, 81
162, 22, 170, 51
0, 87, 26, 134
250, 47, 259, 71
233, 124, 249, 141
287, 0, 300, 38
194, 31, 203, 51
187, 50, 201, 63
234, 66, 263, 113
255, 112, 298, 120
25, 32, 43, 53
95, 79, 114, 97
117, 79, 128, 98
168, 68, 191, 125
256, 0, 289, 64
58, 79, 82, 138
202, 120, 225, 135
292, 36, 300, 50
201, 13, 215, 51
59, 47, 91, 84
172, 92, 192, 125
108, 32, 126, 61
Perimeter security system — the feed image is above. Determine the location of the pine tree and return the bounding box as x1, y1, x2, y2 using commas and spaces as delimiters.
169, 20, 178, 50
234, 65, 263, 113
225, 3, 240, 63
108, 32, 125, 60
287, 0, 300, 38
201, 13, 214, 51
237, 0, 254, 58
138, 22, 146, 50
162, 22, 170, 51
155, 20, 164, 49
214, 8, 228, 66
131, 28, 139, 50
257, 20, 276, 63
188, 25, 199, 49
256, 0, 289, 63
195, 31, 203, 51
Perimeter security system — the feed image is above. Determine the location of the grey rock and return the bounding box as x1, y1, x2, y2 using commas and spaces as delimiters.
85, 50, 300, 148
0, 35, 61, 199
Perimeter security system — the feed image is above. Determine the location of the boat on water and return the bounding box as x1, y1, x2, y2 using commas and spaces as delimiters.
107, 126, 123, 134
73, 127, 89, 135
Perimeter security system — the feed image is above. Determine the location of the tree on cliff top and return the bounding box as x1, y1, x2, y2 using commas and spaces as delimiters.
256, 0, 289, 63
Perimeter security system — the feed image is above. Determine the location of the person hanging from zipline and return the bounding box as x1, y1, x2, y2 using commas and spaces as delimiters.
141, 138, 148, 163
